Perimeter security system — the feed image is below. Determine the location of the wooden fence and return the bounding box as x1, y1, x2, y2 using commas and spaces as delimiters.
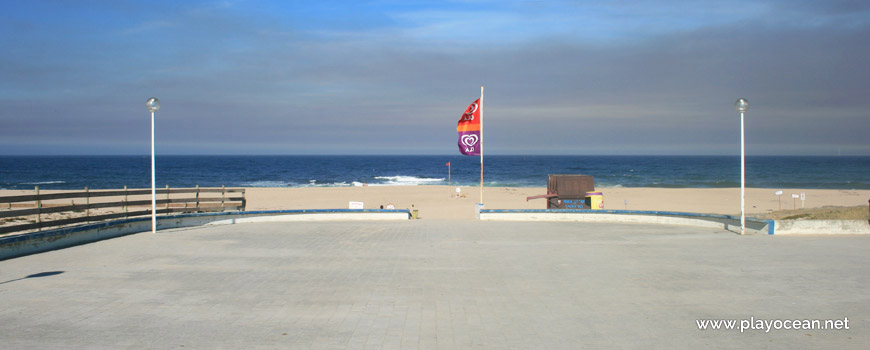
0, 186, 245, 235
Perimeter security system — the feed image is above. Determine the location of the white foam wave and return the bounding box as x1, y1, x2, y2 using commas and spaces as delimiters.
373, 176, 445, 186
598, 184, 625, 189
298, 181, 351, 188
241, 180, 291, 187
21, 181, 66, 185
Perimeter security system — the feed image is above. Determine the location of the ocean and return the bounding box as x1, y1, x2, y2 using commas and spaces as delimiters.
1, 155, 868, 190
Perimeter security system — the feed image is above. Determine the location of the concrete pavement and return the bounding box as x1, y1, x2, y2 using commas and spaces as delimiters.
1, 221, 867, 349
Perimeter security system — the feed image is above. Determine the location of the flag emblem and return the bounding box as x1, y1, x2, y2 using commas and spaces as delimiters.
461, 134, 479, 148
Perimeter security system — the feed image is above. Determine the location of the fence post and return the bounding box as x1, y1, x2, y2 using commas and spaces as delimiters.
85, 186, 90, 223
35, 186, 41, 231
195, 185, 200, 212
241, 189, 246, 211
221, 185, 226, 211
124, 185, 128, 218
165, 185, 170, 212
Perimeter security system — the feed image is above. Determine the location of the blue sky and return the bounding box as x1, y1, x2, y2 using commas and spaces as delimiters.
2, 0, 869, 155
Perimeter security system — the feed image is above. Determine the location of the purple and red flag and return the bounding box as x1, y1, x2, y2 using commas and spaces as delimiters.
457, 98, 481, 156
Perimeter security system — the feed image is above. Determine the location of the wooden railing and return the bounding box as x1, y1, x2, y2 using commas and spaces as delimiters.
0, 186, 245, 235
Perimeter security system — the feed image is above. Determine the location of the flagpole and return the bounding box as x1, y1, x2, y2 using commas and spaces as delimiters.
444, 162, 452, 197
479, 85, 484, 205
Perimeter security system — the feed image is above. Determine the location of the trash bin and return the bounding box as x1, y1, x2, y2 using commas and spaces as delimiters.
586, 192, 604, 210
412, 209, 419, 219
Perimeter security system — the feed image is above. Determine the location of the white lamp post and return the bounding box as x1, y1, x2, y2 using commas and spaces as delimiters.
146, 97, 160, 234
735, 98, 749, 235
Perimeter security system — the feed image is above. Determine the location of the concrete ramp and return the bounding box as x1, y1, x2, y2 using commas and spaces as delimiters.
1, 209, 410, 260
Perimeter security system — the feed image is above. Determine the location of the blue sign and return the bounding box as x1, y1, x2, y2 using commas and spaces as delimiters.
562, 199, 586, 209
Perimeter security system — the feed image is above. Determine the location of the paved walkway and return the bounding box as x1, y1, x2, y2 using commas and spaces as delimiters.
1, 221, 867, 349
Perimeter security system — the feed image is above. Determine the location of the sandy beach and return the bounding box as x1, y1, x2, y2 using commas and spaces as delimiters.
3, 186, 869, 222
242, 186, 870, 220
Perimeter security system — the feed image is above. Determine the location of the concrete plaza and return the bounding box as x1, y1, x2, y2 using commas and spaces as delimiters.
1, 221, 867, 349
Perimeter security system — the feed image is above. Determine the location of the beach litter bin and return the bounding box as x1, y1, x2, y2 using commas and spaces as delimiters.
412, 209, 419, 219
586, 192, 604, 210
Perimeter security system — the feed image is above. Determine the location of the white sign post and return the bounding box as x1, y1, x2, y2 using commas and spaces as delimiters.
800, 192, 806, 208
791, 194, 799, 210
775, 190, 783, 210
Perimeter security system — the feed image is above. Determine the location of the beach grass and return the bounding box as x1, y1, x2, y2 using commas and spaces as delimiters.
762, 205, 870, 220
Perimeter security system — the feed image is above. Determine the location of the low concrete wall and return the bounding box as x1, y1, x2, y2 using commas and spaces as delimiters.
771, 220, 870, 235
207, 211, 411, 224
480, 209, 771, 234
0, 209, 410, 261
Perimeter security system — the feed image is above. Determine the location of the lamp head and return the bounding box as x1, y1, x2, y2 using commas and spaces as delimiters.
146, 97, 160, 112
734, 98, 749, 113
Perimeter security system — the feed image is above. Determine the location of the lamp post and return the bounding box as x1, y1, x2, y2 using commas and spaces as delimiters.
146, 97, 160, 233
735, 98, 749, 235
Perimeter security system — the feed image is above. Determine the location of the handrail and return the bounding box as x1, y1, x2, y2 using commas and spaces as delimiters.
0, 186, 246, 235
0, 187, 244, 203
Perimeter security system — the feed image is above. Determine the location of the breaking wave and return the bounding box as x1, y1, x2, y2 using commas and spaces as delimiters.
372, 176, 445, 186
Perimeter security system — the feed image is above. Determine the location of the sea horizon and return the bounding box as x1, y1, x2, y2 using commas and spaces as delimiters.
3, 154, 869, 157
2, 155, 869, 190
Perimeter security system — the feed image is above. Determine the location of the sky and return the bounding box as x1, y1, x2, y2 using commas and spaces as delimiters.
1, 0, 869, 156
